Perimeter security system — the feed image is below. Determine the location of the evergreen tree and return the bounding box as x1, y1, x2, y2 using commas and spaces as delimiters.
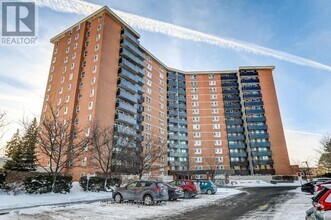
21, 118, 37, 171
3, 129, 25, 170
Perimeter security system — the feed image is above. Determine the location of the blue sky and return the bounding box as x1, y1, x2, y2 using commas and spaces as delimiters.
1, 0, 330, 165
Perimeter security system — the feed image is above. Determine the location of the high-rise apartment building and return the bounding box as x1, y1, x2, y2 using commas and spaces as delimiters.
40, 6, 292, 180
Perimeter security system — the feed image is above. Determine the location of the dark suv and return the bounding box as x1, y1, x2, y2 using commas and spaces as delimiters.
169, 180, 200, 199
113, 181, 169, 205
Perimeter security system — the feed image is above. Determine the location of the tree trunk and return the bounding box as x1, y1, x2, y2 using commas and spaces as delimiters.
51, 174, 57, 193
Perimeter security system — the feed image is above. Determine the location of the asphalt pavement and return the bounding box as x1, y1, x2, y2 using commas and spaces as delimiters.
160, 186, 298, 220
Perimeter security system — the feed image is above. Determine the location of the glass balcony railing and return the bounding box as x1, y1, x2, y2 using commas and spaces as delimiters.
224, 104, 241, 109
179, 112, 187, 117
178, 104, 186, 109
225, 112, 242, 117
246, 116, 267, 122
168, 88, 178, 93
245, 109, 265, 114
168, 143, 188, 149
178, 119, 187, 125
228, 143, 246, 149
168, 118, 178, 124
118, 68, 139, 84
252, 159, 274, 165
230, 161, 249, 166
247, 124, 268, 130
119, 58, 143, 75
221, 75, 237, 80
117, 89, 137, 104
178, 89, 186, 95
168, 134, 180, 140
115, 113, 136, 125
120, 48, 145, 68
136, 105, 144, 113
121, 29, 139, 45
240, 71, 258, 76
222, 90, 239, 94
227, 135, 245, 141
225, 119, 243, 125
244, 101, 264, 106
178, 75, 185, 81
178, 97, 186, 102
229, 152, 247, 157
249, 133, 269, 139
118, 78, 138, 94
168, 102, 177, 108
242, 86, 261, 91
250, 142, 271, 147
116, 101, 137, 114
169, 126, 179, 132
120, 38, 144, 59
168, 73, 177, 79
168, 110, 178, 116
168, 81, 177, 86
226, 127, 244, 132
222, 83, 238, 87
251, 151, 272, 157
243, 93, 262, 99
241, 78, 260, 83
223, 96, 240, 101
179, 127, 188, 132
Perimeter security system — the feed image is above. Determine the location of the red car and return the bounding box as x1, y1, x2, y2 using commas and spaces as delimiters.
169, 180, 201, 199
306, 186, 331, 219
315, 181, 331, 192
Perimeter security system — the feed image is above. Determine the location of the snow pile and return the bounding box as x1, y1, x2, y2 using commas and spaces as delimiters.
0, 182, 112, 211
7, 188, 241, 219
230, 180, 302, 187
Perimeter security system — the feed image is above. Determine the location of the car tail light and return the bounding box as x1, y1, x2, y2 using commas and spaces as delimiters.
154, 187, 161, 191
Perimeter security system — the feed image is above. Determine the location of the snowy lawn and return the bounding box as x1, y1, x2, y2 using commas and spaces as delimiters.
230, 180, 302, 187
0, 182, 112, 211
5, 188, 241, 220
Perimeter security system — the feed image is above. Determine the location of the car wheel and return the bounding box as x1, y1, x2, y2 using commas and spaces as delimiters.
207, 190, 212, 195
114, 193, 122, 203
144, 195, 153, 205
184, 191, 191, 199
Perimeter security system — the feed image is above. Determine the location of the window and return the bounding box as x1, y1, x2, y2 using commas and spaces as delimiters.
91, 77, 96, 85
98, 15, 102, 22
96, 34, 101, 41
159, 73, 164, 78
81, 71, 85, 78
146, 115, 151, 121
84, 50, 88, 57
195, 157, 202, 163
66, 47, 70, 54
193, 117, 200, 122
147, 71, 152, 78
64, 57, 68, 63
72, 53, 76, 59
69, 73, 73, 80
49, 75, 53, 82
215, 148, 223, 154
64, 107, 68, 115
192, 109, 199, 115
57, 98, 61, 106
54, 48, 58, 54
147, 80, 152, 86
211, 101, 218, 107
211, 109, 219, 114
147, 56, 152, 63
214, 140, 222, 146
212, 116, 219, 122
51, 66, 54, 72
67, 84, 71, 91
92, 66, 97, 73
192, 95, 198, 100
85, 41, 89, 47
192, 102, 199, 107
74, 118, 79, 125
62, 67, 67, 73
210, 94, 217, 100
82, 61, 86, 67
147, 64, 152, 70
59, 87, 63, 94
65, 95, 70, 103
210, 87, 216, 93
88, 101, 93, 110
90, 89, 94, 97
209, 74, 215, 79
215, 157, 223, 163
191, 88, 198, 93
71, 63, 75, 70
77, 23, 81, 30
76, 105, 80, 113
194, 140, 201, 146
146, 124, 151, 131
217, 165, 224, 170
195, 166, 203, 170
67, 38, 71, 44
85, 128, 90, 137
87, 114, 92, 122
214, 132, 221, 137
213, 124, 221, 130
190, 75, 196, 79
146, 105, 151, 111
94, 55, 98, 62
191, 81, 197, 86
95, 44, 99, 51
193, 124, 200, 130
146, 97, 151, 103
194, 149, 202, 154
52, 57, 56, 63
75, 34, 79, 40
97, 24, 102, 31
74, 43, 78, 49
146, 88, 152, 94
209, 81, 216, 85
193, 132, 201, 138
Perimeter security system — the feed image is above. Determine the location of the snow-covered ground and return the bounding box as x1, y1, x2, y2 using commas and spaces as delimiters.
0, 182, 112, 211
4, 188, 241, 220
239, 187, 312, 220
230, 180, 302, 187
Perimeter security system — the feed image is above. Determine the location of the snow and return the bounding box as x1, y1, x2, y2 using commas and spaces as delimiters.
230, 180, 302, 187
5, 188, 241, 219
0, 182, 112, 211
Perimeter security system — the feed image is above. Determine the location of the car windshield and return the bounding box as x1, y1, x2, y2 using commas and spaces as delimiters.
313, 188, 329, 202
157, 182, 165, 187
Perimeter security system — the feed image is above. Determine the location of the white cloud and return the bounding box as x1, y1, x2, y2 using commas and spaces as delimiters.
34, 0, 331, 72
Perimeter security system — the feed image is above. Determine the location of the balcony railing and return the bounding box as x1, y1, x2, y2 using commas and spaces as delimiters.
117, 89, 137, 104
241, 78, 260, 83
120, 38, 144, 59
245, 109, 265, 114
242, 86, 261, 91
168, 143, 188, 149
227, 135, 245, 141
178, 89, 186, 95
248, 133, 269, 139
221, 75, 237, 80
247, 124, 268, 130
179, 112, 187, 117
226, 127, 244, 132
178, 96, 186, 102
118, 78, 138, 94
121, 29, 139, 45
225, 119, 243, 125
178, 119, 187, 125
116, 101, 137, 114
178, 104, 186, 109
243, 93, 262, 99
179, 127, 188, 132
222, 90, 239, 94
118, 68, 139, 84
250, 142, 271, 147
240, 71, 258, 76
169, 126, 179, 132
224, 104, 241, 109
245, 101, 264, 106
168, 102, 177, 108
252, 159, 274, 165
246, 116, 266, 122
222, 82, 238, 87
229, 152, 247, 157
230, 161, 249, 166
178, 75, 185, 81
120, 48, 145, 68
251, 151, 272, 157
225, 112, 242, 117
168, 110, 178, 116
115, 113, 136, 125
228, 143, 246, 149
168, 118, 178, 124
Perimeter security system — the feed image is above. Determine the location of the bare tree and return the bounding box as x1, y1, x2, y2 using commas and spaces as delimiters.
88, 122, 136, 189
204, 156, 223, 181
36, 104, 89, 192
132, 133, 168, 180
0, 111, 9, 141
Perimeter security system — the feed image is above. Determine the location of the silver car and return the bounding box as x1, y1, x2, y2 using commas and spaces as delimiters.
113, 181, 169, 205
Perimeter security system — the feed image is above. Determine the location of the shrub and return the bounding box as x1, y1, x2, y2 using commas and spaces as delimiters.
0, 171, 6, 188
79, 176, 121, 192
24, 174, 73, 194
272, 175, 297, 181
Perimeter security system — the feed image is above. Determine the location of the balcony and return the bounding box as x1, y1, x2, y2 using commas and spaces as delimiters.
168, 134, 179, 140
168, 102, 177, 108
168, 73, 177, 79
243, 93, 262, 99
121, 29, 139, 45
169, 126, 179, 132
251, 151, 272, 157
250, 142, 271, 147
224, 103, 241, 109
229, 152, 247, 157
178, 82, 185, 88
179, 112, 187, 117
225, 112, 242, 117
178, 119, 187, 125
178, 104, 186, 109
135, 135, 144, 142
137, 95, 144, 104
178, 75, 185, 81
241, 78, 260, 84
136, 114, 144, 123
117, 89, 136, 104
179, 127, 188, 132
178, 89, 186, 95
240, 71, 258, 76
222, 90, 239, 94
221, 75, 237, 80
254, 169, 275, 175
136, 105, 144, 113
222, 82, 238, 87
178, 96, 186, 102
169, 161, 180, 167
169, 143, 188, 149
137, 85, 144, 95
247, 124, 268, 130
252, 159, 274, 166
227, 127, 244, 132
120, 38, 144, 59
242, 86, 261, 91
120, 48, 145, 68
246, 116, 266, 122
116, 101, 137, 114
137, 76, 144, 86
230, 161, 249, 166
168, 110, 178, 116
115, 113, 136, 125
118, 78, 138, 94
228, 135, 245, 141
249, 133, 269, 139
118, 68, 139, 84
168, 118, 178, 124
115, 125, 136, 136
225, 119, 243, 125
245, 101, 264, 107
228, 143, 246, 149
169, 152, 188, 158
223, 96, 240, 101
168, 94, 177, 100
168, 81, 177, 86
179, 136, 188, 141
134, 124, 144, 132
168, 87, 178, 93
245, 109, 265, 114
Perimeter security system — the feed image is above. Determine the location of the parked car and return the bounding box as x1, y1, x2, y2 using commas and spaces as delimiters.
315, 182, 331, 192
164, 182, 183, 200
302, 180, 331, 195
306, 186, 331, 219
169, 180, 200, 199
197, 179, 217, 194
112, 181, 169, 205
